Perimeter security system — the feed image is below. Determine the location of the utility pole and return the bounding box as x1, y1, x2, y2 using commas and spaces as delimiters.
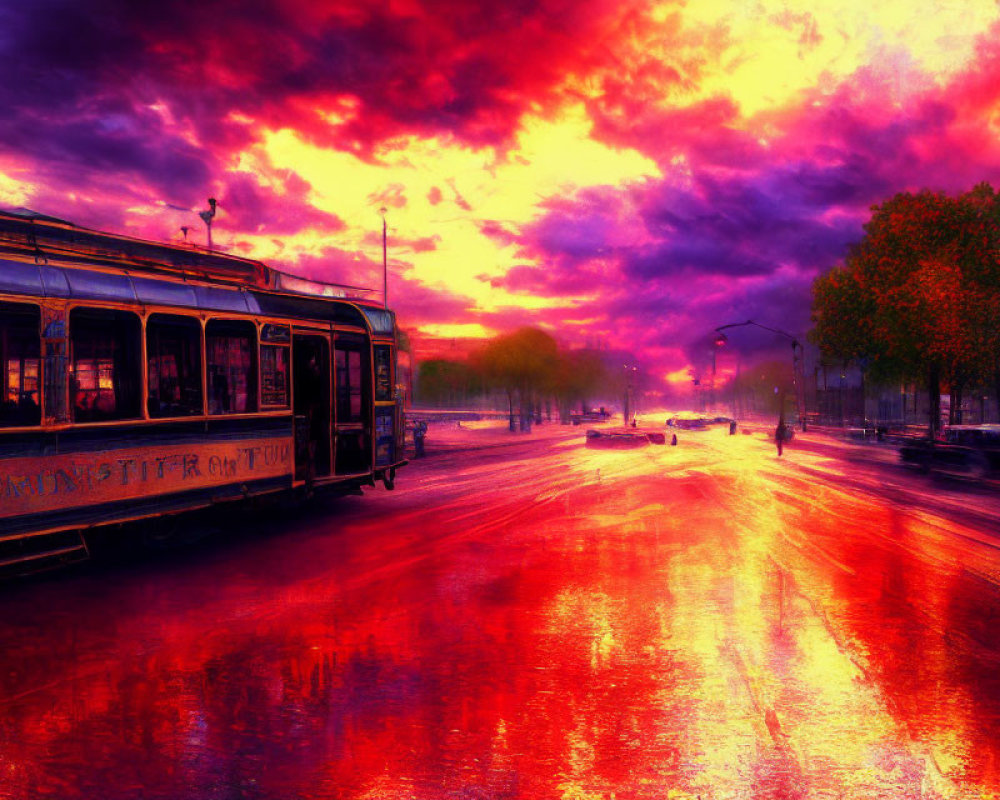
623, 365, 637, 425
380, 207, 388, 309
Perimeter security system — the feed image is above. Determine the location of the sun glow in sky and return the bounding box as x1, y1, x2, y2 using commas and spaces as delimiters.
3, 0, 1000, 394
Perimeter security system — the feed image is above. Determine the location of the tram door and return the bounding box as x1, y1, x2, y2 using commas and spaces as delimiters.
334, 334, 371, 475
292, 334, 332, 482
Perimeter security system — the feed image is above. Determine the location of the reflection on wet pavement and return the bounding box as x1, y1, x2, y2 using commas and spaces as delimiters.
1, 424, 999, 798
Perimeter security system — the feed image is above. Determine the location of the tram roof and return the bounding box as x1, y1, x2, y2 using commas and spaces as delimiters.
0, 256, 381, 329
0, 210, 399, 333
0, 208, 375, 302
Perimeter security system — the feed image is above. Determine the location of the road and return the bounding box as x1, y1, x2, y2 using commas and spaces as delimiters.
1, 420, 1000, 799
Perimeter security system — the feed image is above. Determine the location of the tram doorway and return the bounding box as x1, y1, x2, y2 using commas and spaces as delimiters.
334, 334, 371, 475
293, 334, 332, 481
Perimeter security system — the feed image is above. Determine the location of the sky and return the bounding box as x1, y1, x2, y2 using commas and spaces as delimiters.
3, 0, 1000, 398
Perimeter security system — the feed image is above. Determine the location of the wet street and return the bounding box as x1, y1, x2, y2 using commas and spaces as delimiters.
2, 422, 1000, 799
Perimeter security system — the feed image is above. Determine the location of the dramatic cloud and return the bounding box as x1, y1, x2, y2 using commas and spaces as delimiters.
4, 0, 1000, 396
221, 172, 345, 235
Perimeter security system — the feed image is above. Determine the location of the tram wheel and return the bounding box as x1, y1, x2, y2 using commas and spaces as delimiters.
141, 516, 183, 549
141, 513, 218, 549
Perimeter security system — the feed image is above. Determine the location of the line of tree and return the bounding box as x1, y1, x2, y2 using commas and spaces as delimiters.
415, 327, 612, 431
810, 183, 1000, 435
716, 360, 796, 419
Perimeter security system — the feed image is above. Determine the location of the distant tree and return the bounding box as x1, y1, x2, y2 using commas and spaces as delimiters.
726, 360, 795, 418
474, 328, 559, 431
811, 187, 1000, 434
416, 359, 480, 407
956, 184, 1000, 417
551, 349, 609, 423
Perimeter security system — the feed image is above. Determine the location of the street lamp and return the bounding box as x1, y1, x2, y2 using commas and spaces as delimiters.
711, 333, 727, 413
714, 332, 737, 418
714, 320, 807, 432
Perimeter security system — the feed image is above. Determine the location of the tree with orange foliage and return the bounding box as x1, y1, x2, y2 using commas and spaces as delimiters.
955, 183, 1000, 417
811, 187, 1000, 435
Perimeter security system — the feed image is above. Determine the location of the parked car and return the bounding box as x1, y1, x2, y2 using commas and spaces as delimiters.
668, 416, 709, 431
899, 425, 1000, 481
571, 408, 612, 426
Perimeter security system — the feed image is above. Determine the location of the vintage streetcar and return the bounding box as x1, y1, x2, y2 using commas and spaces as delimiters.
0, 209, 407, 575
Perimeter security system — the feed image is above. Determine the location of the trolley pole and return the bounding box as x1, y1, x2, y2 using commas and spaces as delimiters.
380, 207, 388, 309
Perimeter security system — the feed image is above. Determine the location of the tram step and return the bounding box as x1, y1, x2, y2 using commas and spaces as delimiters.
0, 530, 90, 578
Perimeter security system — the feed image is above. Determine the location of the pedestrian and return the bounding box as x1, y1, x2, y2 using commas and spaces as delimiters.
729, 420, 737, 435
414, 421, 427, 458
670, 433, 678, 446
774, 424, 784, 456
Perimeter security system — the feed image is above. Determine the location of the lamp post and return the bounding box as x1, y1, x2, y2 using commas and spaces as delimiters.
713, 332, 735, 418
623, 365, 637, 426
711, 333, 727, 415
714, 320, 807, 432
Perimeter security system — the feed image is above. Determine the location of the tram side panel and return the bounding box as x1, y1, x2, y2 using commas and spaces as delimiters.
0, 419, 295, 538
0, 250, 406, 544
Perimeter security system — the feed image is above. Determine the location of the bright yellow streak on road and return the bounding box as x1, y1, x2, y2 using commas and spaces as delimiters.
472, 421, 994, 797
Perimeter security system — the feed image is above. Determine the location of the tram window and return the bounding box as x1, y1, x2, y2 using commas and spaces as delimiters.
336, 347, 364, 422
147, 314, 203, 418
0, 302, 41, 427
207, 319, 257, 414
70, 308, 141, 422
373, 345, 392, 401
260, 345, 289, 407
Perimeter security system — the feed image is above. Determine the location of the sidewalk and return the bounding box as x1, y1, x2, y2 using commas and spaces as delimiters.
403, 417, 585, 458
777, 426, 1000, 538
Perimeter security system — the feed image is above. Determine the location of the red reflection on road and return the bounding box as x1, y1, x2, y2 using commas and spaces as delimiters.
0, 422, 998, 798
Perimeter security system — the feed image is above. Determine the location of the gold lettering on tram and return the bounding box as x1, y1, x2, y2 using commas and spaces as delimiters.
0, 439, 293, 517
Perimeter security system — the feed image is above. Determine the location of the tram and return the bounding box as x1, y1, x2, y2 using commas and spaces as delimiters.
0, 209, 407, 574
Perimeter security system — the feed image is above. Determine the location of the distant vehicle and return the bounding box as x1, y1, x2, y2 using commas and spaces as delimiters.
667, 417, 709, 430
899, 425, 1000, 482
856, 419, 889, 440
571, 407, 612, 426
666, 415, 733, 430
585, 429, 664, 449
